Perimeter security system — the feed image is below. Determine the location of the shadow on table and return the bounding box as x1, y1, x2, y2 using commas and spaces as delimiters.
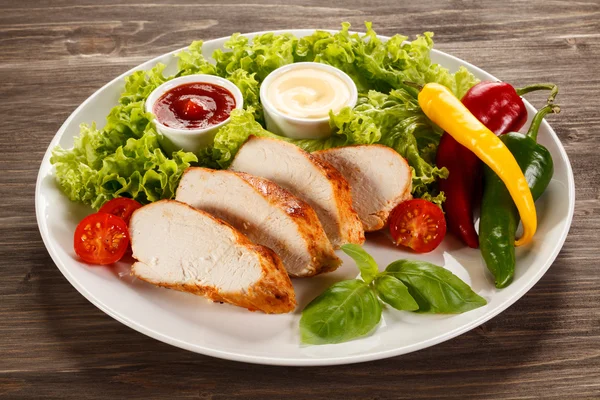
37, 252, 564, 398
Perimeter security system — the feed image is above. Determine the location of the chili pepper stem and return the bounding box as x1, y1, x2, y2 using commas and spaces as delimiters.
515, 83, 559, 104
527, 104, 561, 141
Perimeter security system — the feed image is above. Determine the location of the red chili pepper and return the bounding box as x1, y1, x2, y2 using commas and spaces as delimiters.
436, 82, 557, 248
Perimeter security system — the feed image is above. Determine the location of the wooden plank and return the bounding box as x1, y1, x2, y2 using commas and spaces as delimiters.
1, 0, 599, 398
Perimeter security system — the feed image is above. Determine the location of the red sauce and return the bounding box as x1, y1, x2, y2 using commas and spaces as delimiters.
153, 82, 236, 130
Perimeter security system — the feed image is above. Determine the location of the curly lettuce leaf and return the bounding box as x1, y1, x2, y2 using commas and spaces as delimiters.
119, 63, 170, 108
293, 22, 478, 98
212, 32, 298, 82
176, 40, 217, 77
198, 108, 285, 169
51, 55, 199, 209
226, 69, 263, 124
51, 125, 197, 209
287, 106, 381, 153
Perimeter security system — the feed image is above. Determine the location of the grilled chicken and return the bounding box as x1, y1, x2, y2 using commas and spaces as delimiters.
229, 136, 364, 248
314, 145, 412, 231
176, 168, 341, 277
129, 200, 296, 314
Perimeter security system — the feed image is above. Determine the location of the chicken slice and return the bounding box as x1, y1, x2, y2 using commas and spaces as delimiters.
313, 145, 412, 232
229, 136, 364, 248
129, 200, 296, 314
176, 167, 341, 277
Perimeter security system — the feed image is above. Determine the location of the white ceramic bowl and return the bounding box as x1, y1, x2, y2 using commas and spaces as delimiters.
260, 62, 358, 139
145, 74, 243, 154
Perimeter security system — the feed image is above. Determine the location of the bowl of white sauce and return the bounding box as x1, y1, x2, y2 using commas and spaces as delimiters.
260, 62, 358, 139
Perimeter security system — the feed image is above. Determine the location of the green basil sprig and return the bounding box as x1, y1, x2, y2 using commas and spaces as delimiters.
374, 275, 419, 311
300, 245, 487, 345
383, 260, 487, 313
300, 280, 381, 345
339, 243, 379, 283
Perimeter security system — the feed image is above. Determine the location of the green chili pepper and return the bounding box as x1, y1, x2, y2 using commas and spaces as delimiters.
479, 103, 560, 288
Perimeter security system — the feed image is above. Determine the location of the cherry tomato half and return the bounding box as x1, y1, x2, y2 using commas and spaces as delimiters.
389, 199, 446, 253
74, 213, 130, 265
98, 197, 142, 224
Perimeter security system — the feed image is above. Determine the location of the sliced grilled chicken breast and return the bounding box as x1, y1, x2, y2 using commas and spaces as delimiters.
129, 200, 296, 314
314, 145, 412, 231
229, 136, 364, 248
176, 168, 341, 277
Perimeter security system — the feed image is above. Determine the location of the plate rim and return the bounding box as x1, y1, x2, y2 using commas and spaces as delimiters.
35, 29, 576, 366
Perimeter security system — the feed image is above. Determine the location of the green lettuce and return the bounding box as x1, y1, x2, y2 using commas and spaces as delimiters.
176, 40, 217, 77
52, 22, 479, 209
51, 59, 200, 209
51, 125, 196, 209
212, 33, 298, 82
226, 69, 264, 123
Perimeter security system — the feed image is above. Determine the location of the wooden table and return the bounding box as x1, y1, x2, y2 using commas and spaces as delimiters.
2, 1, 599, 398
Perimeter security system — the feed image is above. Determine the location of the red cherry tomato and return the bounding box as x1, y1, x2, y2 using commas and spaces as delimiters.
98, 198, 142, 224
389, 199, 446, 253
74, 213, 130, 265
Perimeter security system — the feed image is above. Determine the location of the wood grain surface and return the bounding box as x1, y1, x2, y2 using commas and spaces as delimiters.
1, 0, 599, 398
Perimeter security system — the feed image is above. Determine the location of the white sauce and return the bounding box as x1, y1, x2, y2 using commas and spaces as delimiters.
266, 67, 351, 119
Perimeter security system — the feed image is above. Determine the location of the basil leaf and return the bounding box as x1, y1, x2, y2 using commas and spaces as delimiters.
374, 275, 419, 311
340, 244, 379, 283
385, 260, 487, 313
300, 280, 382, 345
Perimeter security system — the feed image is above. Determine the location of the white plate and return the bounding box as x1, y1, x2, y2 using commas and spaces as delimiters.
36, 29, 575, 366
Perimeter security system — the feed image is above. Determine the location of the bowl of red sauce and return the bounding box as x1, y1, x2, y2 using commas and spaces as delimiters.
145, 74, 243, 154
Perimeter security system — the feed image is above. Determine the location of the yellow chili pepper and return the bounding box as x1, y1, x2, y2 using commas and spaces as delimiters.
418, 83, 536, 247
